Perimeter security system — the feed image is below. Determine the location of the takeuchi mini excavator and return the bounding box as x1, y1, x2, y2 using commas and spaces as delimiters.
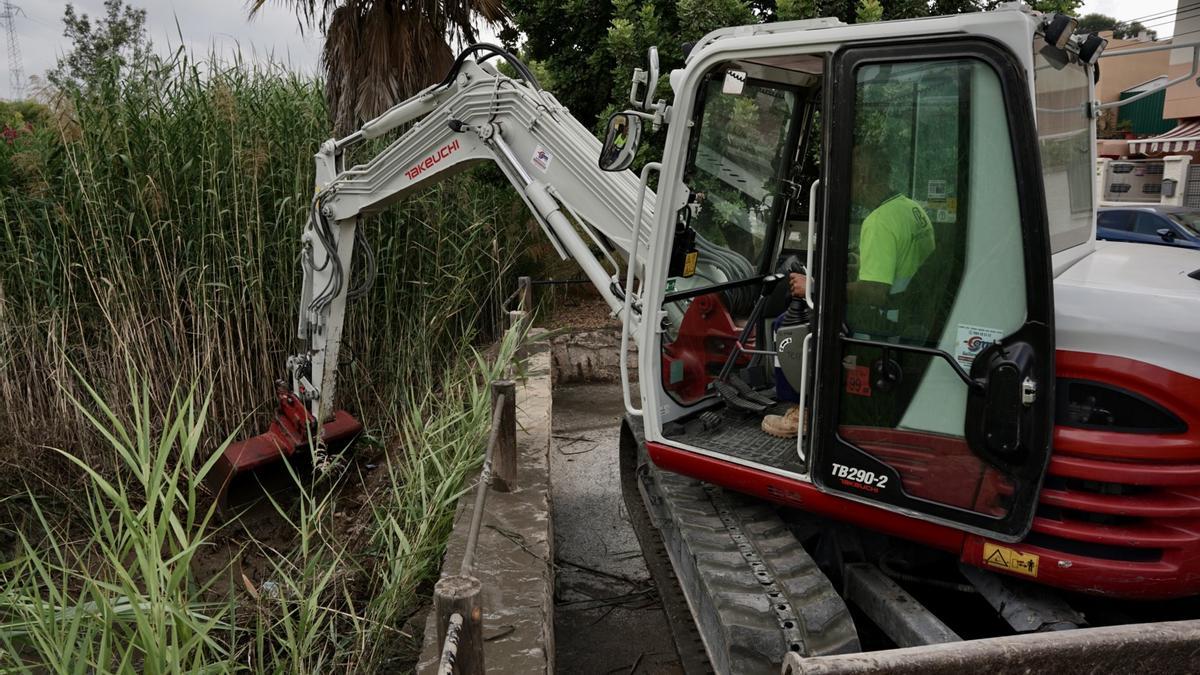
217, 3, 1200, 670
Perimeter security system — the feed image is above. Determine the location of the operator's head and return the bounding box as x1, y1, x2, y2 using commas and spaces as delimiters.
850, 143, 893, 207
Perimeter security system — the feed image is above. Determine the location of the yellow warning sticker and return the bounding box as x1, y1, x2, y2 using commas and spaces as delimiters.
682, 251, 698, 278
982, 543, 1040, 577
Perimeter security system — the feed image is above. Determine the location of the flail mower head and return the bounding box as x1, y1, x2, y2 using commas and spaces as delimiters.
208, 381, 362, 514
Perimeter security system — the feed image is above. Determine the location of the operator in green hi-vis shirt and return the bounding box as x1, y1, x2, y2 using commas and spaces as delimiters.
761, 144, 936, 439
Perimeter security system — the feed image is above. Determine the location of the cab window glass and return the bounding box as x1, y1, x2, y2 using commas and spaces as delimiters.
1033, 42, 1093, 252
837, 58, 1027, 518
1170, 211, 1200, 236
685, 74, 799, 286
1097, 210, 1133, 231
1134, 212, 1167, 236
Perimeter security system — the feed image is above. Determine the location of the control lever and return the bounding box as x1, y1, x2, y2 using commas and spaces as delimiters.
716, 273, 784, 381
778, 254, 809, 327
712, 273, 786, 412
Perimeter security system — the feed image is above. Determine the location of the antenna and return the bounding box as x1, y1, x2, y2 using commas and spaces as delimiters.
1, 0, 25, 99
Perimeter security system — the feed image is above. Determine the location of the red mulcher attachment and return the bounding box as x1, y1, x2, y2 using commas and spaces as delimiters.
209, 381, 363, 513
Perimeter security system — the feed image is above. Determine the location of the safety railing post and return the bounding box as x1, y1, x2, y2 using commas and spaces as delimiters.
508, 310, 529, 362
518, 275, 533, 313
435, 574, 484, 675
491, 379, 517, 492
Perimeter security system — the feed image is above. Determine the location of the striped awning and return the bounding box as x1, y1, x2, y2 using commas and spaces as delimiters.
1129, 120, 1200, 155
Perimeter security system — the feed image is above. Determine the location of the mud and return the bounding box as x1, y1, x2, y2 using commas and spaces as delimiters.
551, 382, 682, 675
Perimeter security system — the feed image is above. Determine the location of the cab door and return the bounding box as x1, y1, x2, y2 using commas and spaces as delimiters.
808, 39, 1055, 542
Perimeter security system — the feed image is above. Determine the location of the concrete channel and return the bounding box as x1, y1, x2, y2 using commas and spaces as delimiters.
418, 331, 683, 674
416, 330, 1200, 673
417, 341, 556, 674
551, 382, 683, 674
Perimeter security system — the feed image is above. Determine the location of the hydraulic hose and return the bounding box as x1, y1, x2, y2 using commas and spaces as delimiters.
436, 43, 542, 91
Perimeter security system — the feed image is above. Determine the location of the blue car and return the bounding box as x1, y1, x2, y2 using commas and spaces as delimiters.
1097, 206, 1200, 250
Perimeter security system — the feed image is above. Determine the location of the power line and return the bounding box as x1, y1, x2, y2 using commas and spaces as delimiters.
1123, 4, 1199, 26
1106, 25, 1200, 53
1089, 5, 1200, 44
1141, 6, 1200, 30
0, 0, 23, 99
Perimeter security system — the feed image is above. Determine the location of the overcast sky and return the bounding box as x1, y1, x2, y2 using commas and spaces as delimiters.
0, 0, 1189, 100
3, 1, 324, 99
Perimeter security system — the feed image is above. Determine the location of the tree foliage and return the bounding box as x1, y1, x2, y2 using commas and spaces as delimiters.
48, 0, 153, 94
1078, 12, 1157, 40
505, 0, 1085, 131
0, 100, 49, 129
856, 0, 883, 23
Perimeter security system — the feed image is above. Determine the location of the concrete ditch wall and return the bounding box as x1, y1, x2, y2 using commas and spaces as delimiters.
417, 340, 555, 674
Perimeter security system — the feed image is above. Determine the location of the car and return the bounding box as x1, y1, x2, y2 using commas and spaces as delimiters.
1097, 205, 1200, 250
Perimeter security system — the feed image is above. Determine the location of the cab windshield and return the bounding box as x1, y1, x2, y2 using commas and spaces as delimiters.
685, 71, 801, 281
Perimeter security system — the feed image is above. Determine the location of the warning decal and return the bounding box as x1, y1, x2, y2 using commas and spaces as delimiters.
531, 146, 553, 172
845, 365, 872, 397
982, 542, 1040, 578
954, 324, 1005, 369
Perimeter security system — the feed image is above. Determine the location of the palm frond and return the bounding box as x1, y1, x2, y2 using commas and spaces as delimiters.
253, 0, 511, 134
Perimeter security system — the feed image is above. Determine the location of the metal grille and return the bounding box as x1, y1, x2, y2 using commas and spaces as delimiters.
1105, 160, 1165, 203
1185, 165, 1200, 208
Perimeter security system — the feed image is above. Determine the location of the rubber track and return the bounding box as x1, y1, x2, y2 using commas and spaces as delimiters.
621, 424, 716, 675
621, 419, 859, 674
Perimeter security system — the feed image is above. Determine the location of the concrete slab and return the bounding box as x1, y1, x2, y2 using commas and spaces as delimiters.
551, 382, 683, 675
550, 330, 638, 385
418, 342, 555, 675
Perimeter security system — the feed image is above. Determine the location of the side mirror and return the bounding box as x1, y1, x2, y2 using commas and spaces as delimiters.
1156, 227, 1177, 242
599, 112, 642, 172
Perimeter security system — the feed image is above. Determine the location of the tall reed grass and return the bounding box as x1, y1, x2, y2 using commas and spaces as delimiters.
0, 330, 520, 672
0, 52, 518, 485
0, 51, 531, 672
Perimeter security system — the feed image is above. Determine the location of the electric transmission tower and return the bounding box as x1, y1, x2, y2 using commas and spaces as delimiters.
1, 0, 24, 100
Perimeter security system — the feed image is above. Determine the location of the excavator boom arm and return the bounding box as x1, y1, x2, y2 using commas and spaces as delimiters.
296, 52, 655, 422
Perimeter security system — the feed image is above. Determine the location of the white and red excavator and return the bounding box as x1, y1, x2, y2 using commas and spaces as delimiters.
214, 3, 1200, 672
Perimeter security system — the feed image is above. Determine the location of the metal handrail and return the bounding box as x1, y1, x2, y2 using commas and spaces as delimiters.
1097, 43, 1200, 111
437, 612, 465, 675
435, 283, 531, 674
620, 161, 660, 418
461, 392, 506, 575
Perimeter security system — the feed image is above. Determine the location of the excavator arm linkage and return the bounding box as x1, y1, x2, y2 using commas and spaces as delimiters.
211, 46, 655, 507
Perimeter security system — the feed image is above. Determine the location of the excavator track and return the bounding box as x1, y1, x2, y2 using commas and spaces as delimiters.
620, 420, 859, 674
620, 428, 716, 675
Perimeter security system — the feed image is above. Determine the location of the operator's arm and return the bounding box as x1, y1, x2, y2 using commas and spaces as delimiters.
788, 274, 889, 306
787, 214, 892, 307
846, 213, 893, 307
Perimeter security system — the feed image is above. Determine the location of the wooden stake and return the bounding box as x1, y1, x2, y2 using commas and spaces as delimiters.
434, 574, 484, 675
491, 379, 517, 492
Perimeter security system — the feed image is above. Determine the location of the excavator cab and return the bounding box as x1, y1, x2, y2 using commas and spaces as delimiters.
639, 10, 1059, 543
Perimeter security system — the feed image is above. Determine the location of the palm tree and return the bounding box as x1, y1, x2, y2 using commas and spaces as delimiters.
252, 0, 508, 134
